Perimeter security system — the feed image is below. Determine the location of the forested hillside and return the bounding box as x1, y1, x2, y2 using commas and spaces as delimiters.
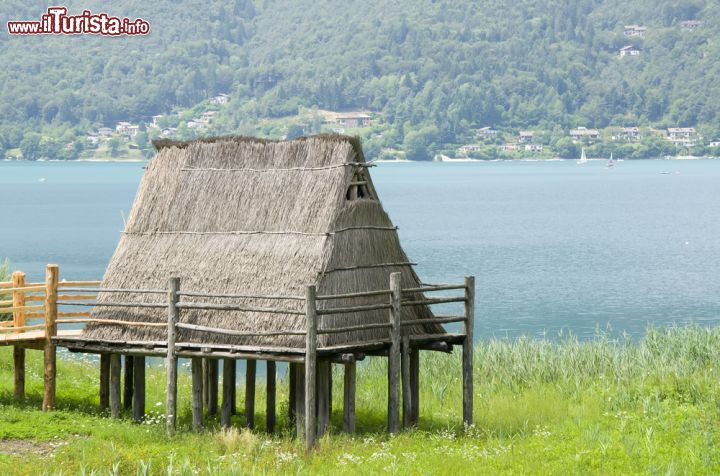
1, 0, 718, 159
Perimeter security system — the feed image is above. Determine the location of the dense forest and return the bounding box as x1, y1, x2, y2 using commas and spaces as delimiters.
0, 0, 719, 160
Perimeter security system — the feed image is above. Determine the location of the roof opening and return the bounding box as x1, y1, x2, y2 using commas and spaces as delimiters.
346, 171, 374, 201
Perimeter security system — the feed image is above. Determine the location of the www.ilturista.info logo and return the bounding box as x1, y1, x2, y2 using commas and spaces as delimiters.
7, 7, 150, 36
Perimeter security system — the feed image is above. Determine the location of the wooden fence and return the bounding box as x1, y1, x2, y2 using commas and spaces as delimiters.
2, 266, 474, 450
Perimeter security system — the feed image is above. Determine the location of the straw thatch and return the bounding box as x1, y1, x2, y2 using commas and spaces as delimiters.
82, 135, 445, 349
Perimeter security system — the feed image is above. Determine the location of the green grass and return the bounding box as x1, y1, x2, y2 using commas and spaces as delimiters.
3, 327, 720, 474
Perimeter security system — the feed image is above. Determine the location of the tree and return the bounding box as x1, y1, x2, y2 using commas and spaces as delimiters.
553, 137, 579, 159
403, 125, 440, 161
108, 137, 123, 158
19, 133, 41, 161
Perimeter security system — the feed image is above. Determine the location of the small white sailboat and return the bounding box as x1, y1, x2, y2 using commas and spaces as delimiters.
576, 147, 588, 164
607, 152, 614, 168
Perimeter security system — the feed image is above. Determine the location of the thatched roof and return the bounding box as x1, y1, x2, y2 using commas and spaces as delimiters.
82, 135, 444, 349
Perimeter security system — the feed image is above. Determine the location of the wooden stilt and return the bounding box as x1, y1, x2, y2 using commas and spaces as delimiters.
410, 348, 420, 426
43, 264, 58, 412
327, 362, 333, 418
387, 272, 402, 433
295, 363, 305, 437
343, 362, 356, 433
166, 277, 179, 435
207, 359, 219, 418
401, 335, 411, 429
133, 356, 146, 423
244, 360, 256, 429
305, 285, 318, 451
230, 361, 237, 415
462, 276, 475, 427
202, 358, 209, 409
317, 360, 331, 437
191, 357, 203, 431
123, 356, 134, 410
100, 354, 110, 410
110, 354, 121, 418
12, 271, 26, 400
13, 347, 25, 400
289, 362, 297, 426
266, 361, 276, 433
221, 358, 233, 428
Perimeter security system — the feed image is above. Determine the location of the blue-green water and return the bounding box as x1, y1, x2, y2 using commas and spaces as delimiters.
2, 159, 719, 339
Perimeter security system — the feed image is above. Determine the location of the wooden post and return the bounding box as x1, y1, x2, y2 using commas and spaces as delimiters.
401, 335, 411, 429
166, 277, 179, 435
12, 271, 26, 400
387, 272, 402, 433
294, 363, 305, 437
289, 362, 297, 426
305, 284, 318, 451
221, 359, 234, 428
191, 357, 203, 431
133, 356, 146, 423
208, 359, 219, 418
43, 264, 58, 411
410, 348, 420, 426
123, 356, 134, 410
244, 360, 256, 429
202, 358, 209, 409
110, 354, 121, 418
266, 361, 276, 433
463, 276, 475, 427
230, 362, 237, 415
317, 360, 331, 437
99, 354, 110, 410
343, 362, 356, 433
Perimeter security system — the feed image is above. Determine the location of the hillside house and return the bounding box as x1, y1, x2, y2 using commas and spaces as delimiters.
200, 111, 216, 124
570, 127, 600, 142
619, 45, 641, 57
667, 128, 698, 147
708, 140, 720, 147
86, 134, 100, 146
501, 143, 518, 152
524, 144, 544, 152
187, 120, 205, 130
152, 115, 164, 127
681, 20, 703, 29
519, 131, 534, 143
619, 127, 641, 141
160, 128, 178, 138
624, 25, 647, 37
211, 93, 230, 104
97, 127, 114, 137
336, 113, 372, 128
116, 122, 139, 138
458, 144, 483, 155
478, 127, 498, 137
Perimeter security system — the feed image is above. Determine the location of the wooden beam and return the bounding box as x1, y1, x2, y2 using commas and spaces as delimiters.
387, 272, 402, 433
99, 353, 110, 410
166, 277, 179, 435
316, 360, 331, 437
207, 359, 219, 418
343, 362, 356, 433
191, 357, 203, 431
123, 356, 134, 410
133, 356, 146, 422
12, 271, 26, 400
244, 360, 256, 429
463, 276, 475, 427
305, 285, 318, 451
294, 363, 305, 438
266, 361, 276, 433
410, 348, 420, 426
221, 358, 234, 428
289, 362, 297, 427
401, 335, 411, 429
43, 264, 58, 411
230, 361, 236, 415
110, 354, 121, 418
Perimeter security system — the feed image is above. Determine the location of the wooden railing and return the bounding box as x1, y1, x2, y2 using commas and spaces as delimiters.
3, 265, 474, 449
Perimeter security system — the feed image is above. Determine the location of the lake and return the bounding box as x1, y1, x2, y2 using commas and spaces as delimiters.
2, 159, 719, 340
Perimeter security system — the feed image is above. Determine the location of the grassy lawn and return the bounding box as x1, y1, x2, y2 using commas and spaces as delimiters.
2, 327, 720, 474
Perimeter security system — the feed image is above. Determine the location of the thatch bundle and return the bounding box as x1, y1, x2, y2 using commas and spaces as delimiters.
82, 135, 444, 349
